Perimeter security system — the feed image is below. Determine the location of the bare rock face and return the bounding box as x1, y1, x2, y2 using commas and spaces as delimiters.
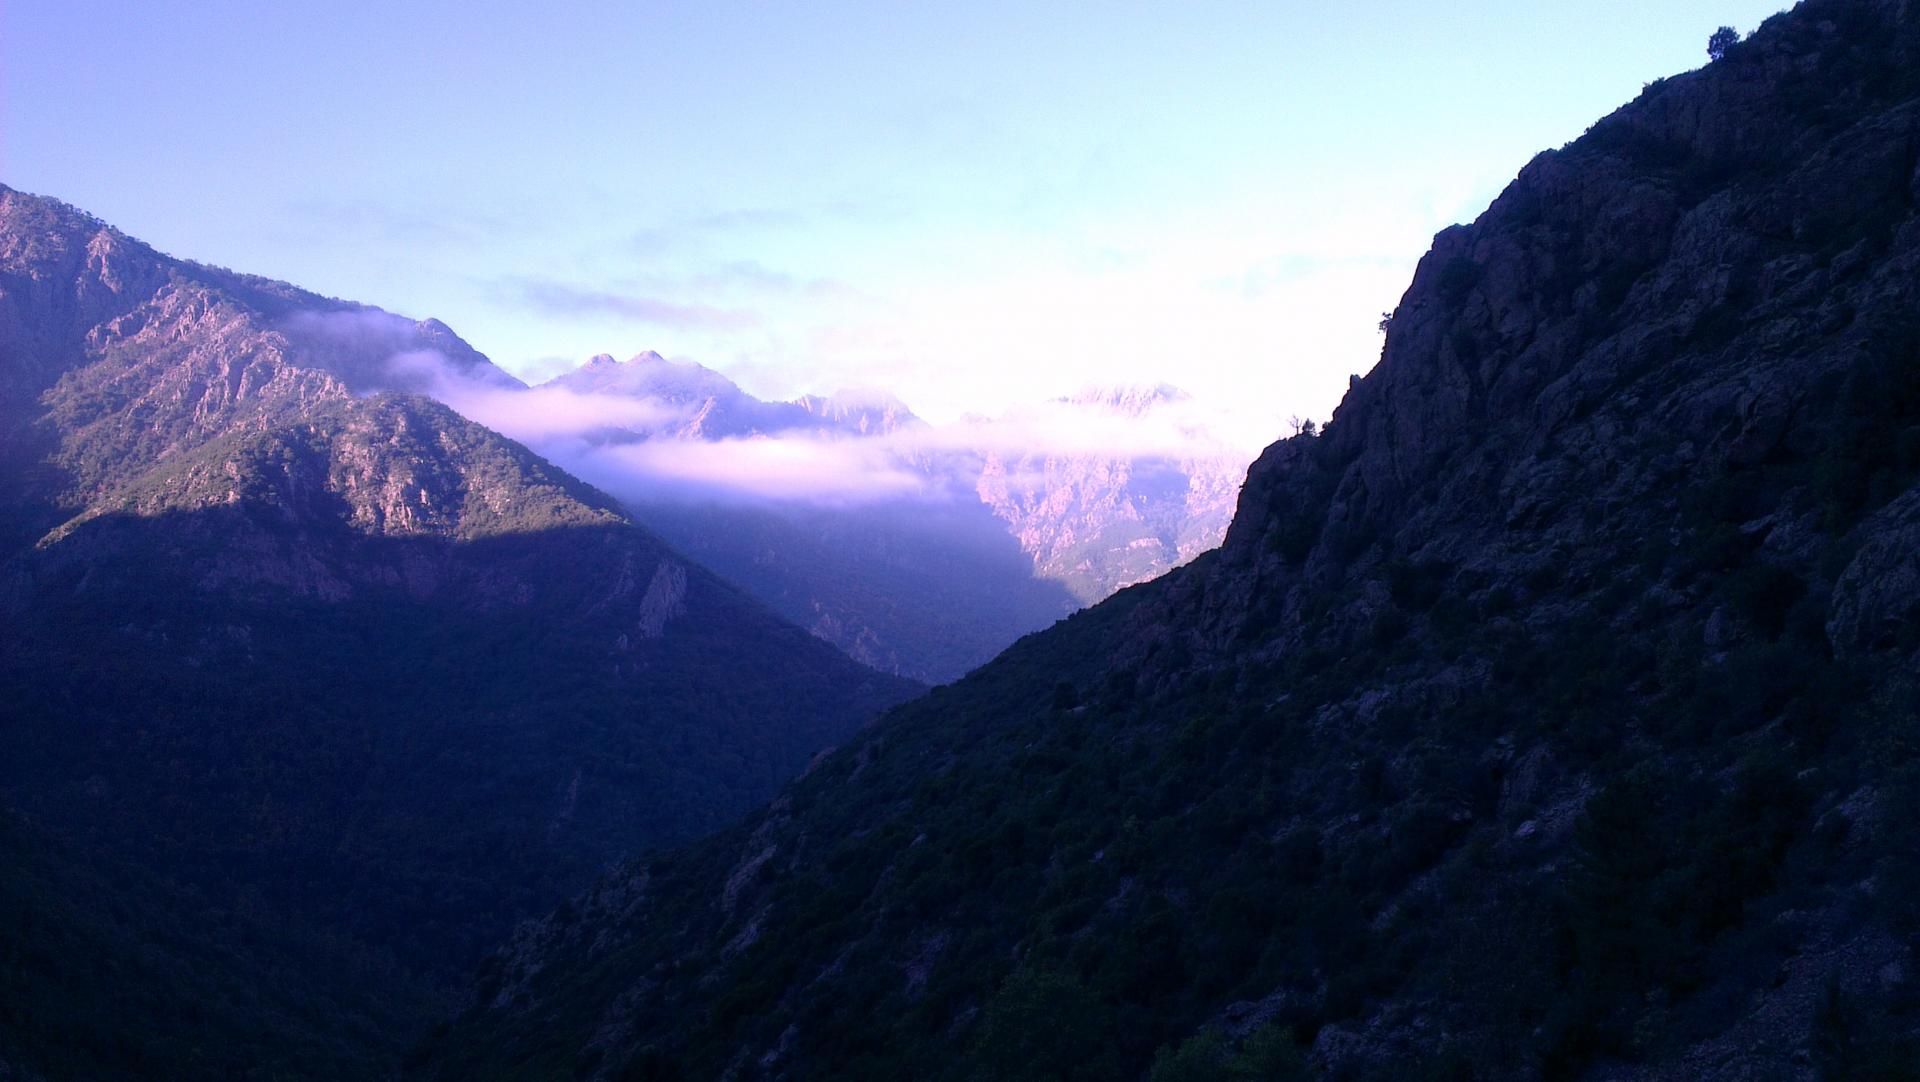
790, 388, 918, 436
1140, 0, 1920, 691
635, 560, 689, 639
1828, 486, 1920, 655
972, 386, 1245, 605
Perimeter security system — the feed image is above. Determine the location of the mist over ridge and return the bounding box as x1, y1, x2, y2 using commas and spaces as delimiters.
367, 341, 1266, 677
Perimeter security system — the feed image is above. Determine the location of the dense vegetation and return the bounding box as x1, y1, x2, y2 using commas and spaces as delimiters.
423, 548, 1920, 1078
1, 511, 910, 973
0, 805, 432, 1080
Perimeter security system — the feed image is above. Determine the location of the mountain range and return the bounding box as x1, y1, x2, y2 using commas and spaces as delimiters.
7, 0, 1920, 1078
421, 2, 1920, 1077
469, 350, 1249, 681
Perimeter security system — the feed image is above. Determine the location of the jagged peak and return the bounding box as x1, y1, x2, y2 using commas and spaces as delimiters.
789, 387, 923, 435
545, 350, 749, 407
1060, 382, 1193, 416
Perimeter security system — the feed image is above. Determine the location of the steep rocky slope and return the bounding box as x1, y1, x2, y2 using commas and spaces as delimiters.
423, 4, 1920, 1078
0, 186, 917, 1077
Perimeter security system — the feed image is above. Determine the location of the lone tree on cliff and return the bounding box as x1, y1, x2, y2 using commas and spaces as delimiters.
1708, 26, 1738, 61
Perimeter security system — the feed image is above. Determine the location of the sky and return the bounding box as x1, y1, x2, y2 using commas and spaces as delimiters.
3, 0, 1791, 431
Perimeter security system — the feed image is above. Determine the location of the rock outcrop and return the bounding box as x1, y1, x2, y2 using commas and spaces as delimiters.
974, 384, 1246, 605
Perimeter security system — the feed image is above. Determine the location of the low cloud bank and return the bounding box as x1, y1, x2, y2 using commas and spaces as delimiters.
383, 347, 1269, 509
401, 352, 689, 441
592, 437, 939, 505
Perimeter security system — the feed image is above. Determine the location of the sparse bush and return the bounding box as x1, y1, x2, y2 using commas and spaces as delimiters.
1708, 26, 1738, 62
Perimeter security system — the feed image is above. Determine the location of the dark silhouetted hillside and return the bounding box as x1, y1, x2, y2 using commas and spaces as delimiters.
422, 3, 1920, 1077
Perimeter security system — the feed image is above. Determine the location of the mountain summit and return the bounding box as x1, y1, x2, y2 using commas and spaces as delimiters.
425, 3, 1920, 1078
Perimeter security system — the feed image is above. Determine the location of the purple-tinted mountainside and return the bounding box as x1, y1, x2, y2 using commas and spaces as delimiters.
515, 353, 1246, 680
0, 184, 917, 1078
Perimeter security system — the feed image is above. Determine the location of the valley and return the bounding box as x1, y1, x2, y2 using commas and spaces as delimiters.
6, 1, 1920, 1079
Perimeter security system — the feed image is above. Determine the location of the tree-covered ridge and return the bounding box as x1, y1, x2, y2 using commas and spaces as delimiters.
0, 804, 435, 1080
424, 2, 1920, 1077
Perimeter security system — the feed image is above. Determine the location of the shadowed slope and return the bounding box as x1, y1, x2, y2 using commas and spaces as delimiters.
0, 184, 918, 1078
423, 4, 1920, 1078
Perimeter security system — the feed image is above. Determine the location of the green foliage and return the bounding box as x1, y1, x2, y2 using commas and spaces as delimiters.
1815, 980, 1920, 1081
0, 806, 427, 1079
1555, 754, 1809, 1059
426, 6, 1920, 1075
969, 967, 1120, 1081
0, 508, 915, 1075
1150, 1024, 1311, 1082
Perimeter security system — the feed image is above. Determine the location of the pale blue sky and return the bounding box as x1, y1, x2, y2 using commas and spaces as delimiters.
4, 1, 1788, 426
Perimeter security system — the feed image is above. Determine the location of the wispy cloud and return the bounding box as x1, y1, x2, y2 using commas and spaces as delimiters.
498, 276, 761, 330
281, 199, 516, 248
675, 260, 854, 301
386, 351, 689, 439
585, 437, 937, 506
394, 344, 1258, 513
897, 397, 1264, 460
627, 208, 807, 257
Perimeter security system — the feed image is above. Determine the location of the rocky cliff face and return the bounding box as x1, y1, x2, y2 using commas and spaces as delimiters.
0, 187, 523, 535
1130, 0, 1920, 690
423, 3, 1920, 1079
0, 185, 918, 1077
974, 384, 1246, 605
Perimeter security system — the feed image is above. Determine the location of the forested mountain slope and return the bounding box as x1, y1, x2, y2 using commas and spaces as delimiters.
0, 185, 917, 1077
424, 3, 1920, 1078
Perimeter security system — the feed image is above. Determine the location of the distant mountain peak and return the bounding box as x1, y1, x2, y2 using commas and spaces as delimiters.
1063, 382, 1192, 415
790, 388, 923, 435
547, 351, 743, 398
